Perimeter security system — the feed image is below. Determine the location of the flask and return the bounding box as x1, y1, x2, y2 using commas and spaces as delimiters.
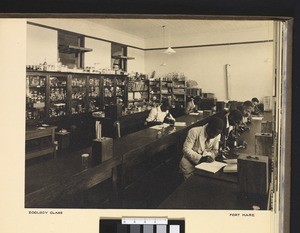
57, 58, 62, 71
43, 58, 47, 71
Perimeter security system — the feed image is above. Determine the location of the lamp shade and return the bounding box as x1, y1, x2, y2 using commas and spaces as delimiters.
164, 46, 176, 54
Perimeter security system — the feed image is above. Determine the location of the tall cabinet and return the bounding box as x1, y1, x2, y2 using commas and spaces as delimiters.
26, 71, 129, 124
102, 74, 127, 109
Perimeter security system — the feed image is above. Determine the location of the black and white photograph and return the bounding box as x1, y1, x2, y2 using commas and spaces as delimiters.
23, 16, 290, 211
0, 12, 294, 233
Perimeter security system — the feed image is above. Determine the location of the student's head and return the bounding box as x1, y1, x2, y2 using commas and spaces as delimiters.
206, 117, 224, 139
251, 97, 259, 106
187, 97, 194, 102
160, 99, 171, 112
242, 101, 253, 116
228, 109, 243, 126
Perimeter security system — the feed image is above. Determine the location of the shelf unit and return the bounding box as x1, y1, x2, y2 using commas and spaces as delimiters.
149, 79, 161, 105
127, 77, 149, 107
149, 78, 186, 108
172, 79, 186, 108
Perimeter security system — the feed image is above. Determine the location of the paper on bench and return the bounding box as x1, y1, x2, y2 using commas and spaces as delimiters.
174, 122, 187, 127
195, 161, 227, 173
150, 123, 170, 130
189, 112, 199, 115
252, 116, 264, 120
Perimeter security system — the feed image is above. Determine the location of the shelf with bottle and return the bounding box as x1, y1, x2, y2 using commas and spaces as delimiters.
125, 100, 152, 115
49, 76, 68, 118
70, 76, 87, 115
26, 75, 47, 121
87, 76, 101, 112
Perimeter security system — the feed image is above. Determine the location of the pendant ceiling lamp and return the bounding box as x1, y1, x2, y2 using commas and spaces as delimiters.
162, 25, 176, 55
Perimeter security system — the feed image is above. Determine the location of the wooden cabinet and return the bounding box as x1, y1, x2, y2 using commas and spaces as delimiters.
26, 71, 129, 123
25, 126, 57, 160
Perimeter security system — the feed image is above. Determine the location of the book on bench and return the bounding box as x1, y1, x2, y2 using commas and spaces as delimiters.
195, 161, 227, 174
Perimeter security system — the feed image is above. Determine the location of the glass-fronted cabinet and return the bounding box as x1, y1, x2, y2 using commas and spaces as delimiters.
49, 75, 68, 118
26, 75, 46, 121
102, 75, 127, 108
87, 76, 101, 112
26, 71, 131, 123
115, 76, 126, 106
103, 76, 115, 107
71, 75, 87, 114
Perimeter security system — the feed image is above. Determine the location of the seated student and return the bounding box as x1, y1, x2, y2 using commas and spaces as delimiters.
216, 109, 243, 149
146, 99, 175, 126
237, 101, 253, 124
179, 116, 224, 179
251, 97, 261, 115
185, 97, 197, 114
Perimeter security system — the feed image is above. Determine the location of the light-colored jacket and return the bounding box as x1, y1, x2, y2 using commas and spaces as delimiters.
146, 106, 174, 123
185, 100, 196, 114
179, 124, 221, 178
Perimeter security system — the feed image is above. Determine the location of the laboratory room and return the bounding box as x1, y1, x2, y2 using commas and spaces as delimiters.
25, 18, 278, 210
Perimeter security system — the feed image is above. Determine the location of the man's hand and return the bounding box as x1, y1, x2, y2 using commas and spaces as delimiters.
200, 155, 215, 163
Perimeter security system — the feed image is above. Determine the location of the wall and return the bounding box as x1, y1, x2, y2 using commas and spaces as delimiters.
28, 19, 145, 49
26, 24, 58, 65
145, 26, 273, 48
26, 19, 273, 101
26, 20, 146, 73
145, 42, 273, 101
127, 47, 145, 74
84, 38, 111, 69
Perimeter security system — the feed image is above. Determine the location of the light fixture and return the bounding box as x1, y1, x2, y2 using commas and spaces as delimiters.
162, 25, 176, 55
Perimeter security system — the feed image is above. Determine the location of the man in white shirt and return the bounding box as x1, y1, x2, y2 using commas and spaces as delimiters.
179, 116, 224, 179
146, 99, 175, 125
185, 97, 196, 114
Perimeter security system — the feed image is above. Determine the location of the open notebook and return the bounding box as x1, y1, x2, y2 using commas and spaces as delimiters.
195, 161, 227, 173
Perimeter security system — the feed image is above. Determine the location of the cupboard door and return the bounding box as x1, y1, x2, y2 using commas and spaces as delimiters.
48, 74, 68, 118
26, 74, 47, 121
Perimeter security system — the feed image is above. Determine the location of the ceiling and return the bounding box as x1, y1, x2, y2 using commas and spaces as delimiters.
86, 19, 273, 40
